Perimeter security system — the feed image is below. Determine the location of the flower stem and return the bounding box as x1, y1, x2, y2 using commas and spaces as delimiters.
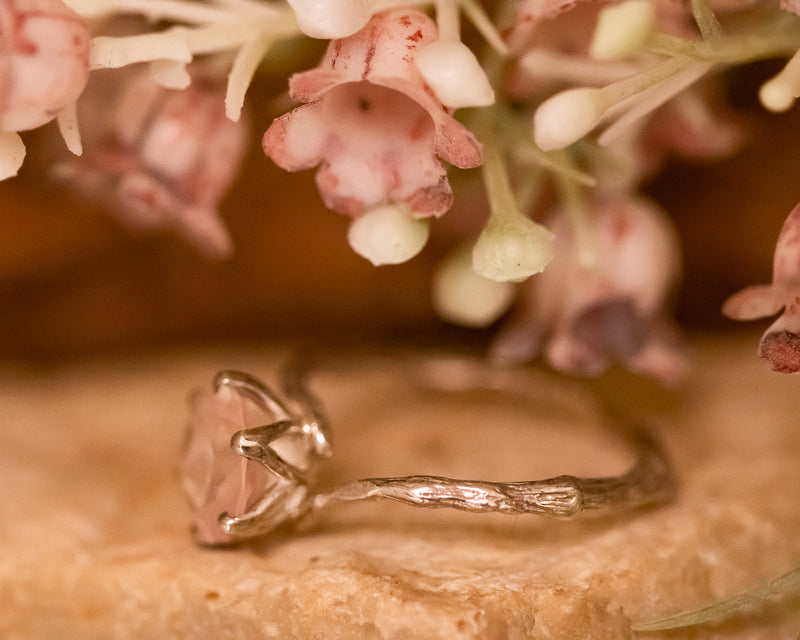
690, 0, 723, 44
597, 55, 694, 108
650, 10, 800, 64
435, 0, 460, 41
458, 0, 508, 56
554, 164, 595, 269
89, 17, 296, 71
481, 144, 521, 223
67, 0, 245, 23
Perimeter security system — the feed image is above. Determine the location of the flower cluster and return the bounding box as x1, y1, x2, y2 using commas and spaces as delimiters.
4, 0, 800, 379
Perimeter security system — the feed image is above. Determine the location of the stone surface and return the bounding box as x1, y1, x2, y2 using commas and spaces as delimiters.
0, 335, 799, 639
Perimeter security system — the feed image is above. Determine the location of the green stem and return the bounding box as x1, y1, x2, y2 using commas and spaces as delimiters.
650, 10, 800, 64
634, 566, 800, 631
481, 144, 522, 223
458, 0, 508, 56
554, 164, 595, 269
690, 0, 724, 44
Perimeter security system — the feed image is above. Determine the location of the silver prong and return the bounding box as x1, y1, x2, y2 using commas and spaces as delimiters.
214, 369, 292, 419
220, 480, 311, 538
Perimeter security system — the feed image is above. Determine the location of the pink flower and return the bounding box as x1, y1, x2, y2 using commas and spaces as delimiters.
0, 0, 90, 132
59, 71, 247, 257
632, 86, 741, 176
492, 195, 686, 383
723, 203, 800, 372
782, 0, 800, 15
262, 8, 483, 217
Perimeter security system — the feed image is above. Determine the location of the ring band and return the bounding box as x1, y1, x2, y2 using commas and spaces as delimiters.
181, 358, 676, 545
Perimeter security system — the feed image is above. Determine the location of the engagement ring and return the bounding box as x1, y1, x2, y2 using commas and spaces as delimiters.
180, 357, 676, 546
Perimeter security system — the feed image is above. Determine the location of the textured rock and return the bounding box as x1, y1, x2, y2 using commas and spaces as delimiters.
0, 335, 799, 639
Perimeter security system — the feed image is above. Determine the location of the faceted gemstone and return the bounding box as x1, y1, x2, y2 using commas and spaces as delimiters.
180, 383, 276, 545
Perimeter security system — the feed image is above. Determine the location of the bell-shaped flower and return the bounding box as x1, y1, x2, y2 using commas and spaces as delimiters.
491, 194, 686, 383
0, 0, 90, 132
0, 0, 91, 179
58, 70, 247, 257
262, 8, 483, 218
723, 203, 800, 372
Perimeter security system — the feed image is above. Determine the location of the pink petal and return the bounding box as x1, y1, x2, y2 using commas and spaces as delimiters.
285, 9, 482, 169
759, 307, 800, 372
545, 324, 610, 377
61, 70, 246, 256
505, 0, 605, 52
643, 89, 742, 163
0, 0, 90, 131
263, 103, 326, 171
310, 82, 453, 216
721, 284, 787, 320
625, 320, 688, 385
772, 202, 800, 284
781, 0, 800, 16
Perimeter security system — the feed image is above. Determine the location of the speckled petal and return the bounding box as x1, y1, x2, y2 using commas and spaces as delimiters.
0, 0, 90, 132
759, 307, 800, 372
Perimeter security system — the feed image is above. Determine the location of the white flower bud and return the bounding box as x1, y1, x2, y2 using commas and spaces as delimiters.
415, 40, 495, 109
347, 204, 430, 266
433, 247, 515, 327
287, 0, 373, 39
758, 49, 800, 113
471, 215, 555, 282
760, 77, 797, 113
0, 132, 26, 181
590, 0, 655, 61
533, 87, 607, 150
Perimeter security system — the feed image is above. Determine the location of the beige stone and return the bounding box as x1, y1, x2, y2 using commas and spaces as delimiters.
0, 335, 799, 639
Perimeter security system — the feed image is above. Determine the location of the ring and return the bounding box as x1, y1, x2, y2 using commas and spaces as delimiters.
180, 357, 676, 546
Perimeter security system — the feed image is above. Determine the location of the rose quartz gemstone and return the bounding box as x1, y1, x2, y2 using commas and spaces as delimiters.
181, 384, 276, 545
0, 0, 90, 132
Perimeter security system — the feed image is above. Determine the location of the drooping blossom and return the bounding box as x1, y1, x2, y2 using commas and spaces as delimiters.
491, 195, 686, 383
723, 203, 800, 372
0, 0, 90, 132
59, 70, 247, 257
783, 0, 800, 16
263, 8, 483, 218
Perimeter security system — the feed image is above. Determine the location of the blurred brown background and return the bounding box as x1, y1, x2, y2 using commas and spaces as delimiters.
1, 62, 799, 359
